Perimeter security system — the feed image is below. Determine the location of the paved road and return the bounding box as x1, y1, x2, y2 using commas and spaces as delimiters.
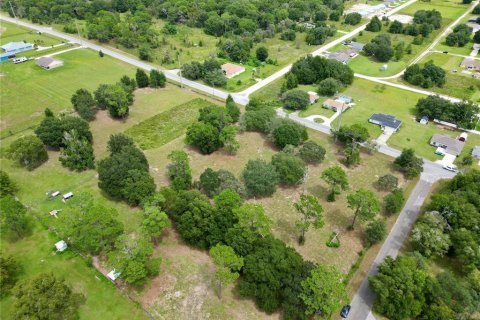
366, 0, 479, 81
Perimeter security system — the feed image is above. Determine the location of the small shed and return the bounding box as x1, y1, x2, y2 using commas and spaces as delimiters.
419, 116, 429, 125
51, 191, 60, 198
62, 192, 74, 201
472, 146, 480, 159
36, 56, 64, 70
107, 269, 121, 281
49, 210, 59, 218
221, 63, 245, 78
308, 91, 319, 104
55, 240, 68, 252
380, 64, 388, 71
458, 132, 468, 142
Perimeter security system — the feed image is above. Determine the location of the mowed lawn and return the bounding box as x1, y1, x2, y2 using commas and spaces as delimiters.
0, 221, 148, 320
0, 48, 136, 137
434, 13, 478, 56
0, 21, 63, 47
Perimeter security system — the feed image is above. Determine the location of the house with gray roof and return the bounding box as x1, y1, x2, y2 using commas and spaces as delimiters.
36, 57, 64, 70
327, 49, 357, 64
1, 41, 34, 54
349, 42, 365, 52
368, 113, 402, 132
430, 134, 465, 156
461, 58, 480, 71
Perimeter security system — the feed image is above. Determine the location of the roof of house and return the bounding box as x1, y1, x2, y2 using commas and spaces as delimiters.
327, 51, 351, 63
350, 42, 365, 51
221, 63, 244, 76
323, 99, 346, 110
461, 58, 480, 69
36, 56, 63, 68
369, 113, 402, 130
472, 146, 480, 158
307, 91, 319, 103
0, 41, 33, 52
430, 134, 465, 156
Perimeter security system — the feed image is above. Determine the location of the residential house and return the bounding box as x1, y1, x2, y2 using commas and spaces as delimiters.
327, 49, 357, 64
323, 99, 347, 112
460, 58, 480, 71
0, 41, 34, 61
36, 57, 64, 70
430, 134, 465, 156
368, 113, 402, 132
221, 63, 245, 78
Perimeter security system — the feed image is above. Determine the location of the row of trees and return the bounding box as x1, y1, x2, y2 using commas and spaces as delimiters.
288, 55, 354, 87
181, 59, 227, 87
416, 95, 480, 129
403, 61, 446, 88
446, 24, 473, 47
370, 170, 480, 319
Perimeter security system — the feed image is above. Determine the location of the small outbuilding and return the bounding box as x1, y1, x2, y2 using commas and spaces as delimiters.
458, 132, 468, 142
36, 56, 64, 70
107, 269, 121, 281
419, 116, 429, 125
221, 63, 245, 78
55, 240, 68, 252
472, 146, 480, 159
369, 113, 402, 132
308, 91, 319, 104
62, 192, 74, 201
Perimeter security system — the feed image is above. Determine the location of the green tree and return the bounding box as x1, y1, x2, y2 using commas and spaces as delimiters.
240, 108, 276, 133
142, 206, 171, 244
242, 159, 279, 197
199, 168, 245, 198
365, 218, 387, 247
198, 105, 232, 131
233, 204, 272, 237
271, 119, 308, 149
107, 133, 135, 154
411, 211, 451, 258
59, 202, 124, 254
71, 88, 96, 121
318, 77, 340, 96
369, 255, 428, 320
345, 12, 362, 25
209, 244, 244, 298
283, 89, 310, 110
256, 46, 269, 61
220, 125, 240, 154
122, 169, 156, 206
300, 265, 348, 317
347, 188, 380, 229
285, 72, 299, 90
102, 84, 130, 118
167, 150, 192, 191
59, 130, 95, 171
108, 234, 160, 285
271, 152, 306, 186
185, 122, 222, 154
344, 143, 360, 166
366, 16, 382, 32
321, 165, 349, 201
149, 69, 166, 88
0, 170, 17, 197
8, 135, 48, 170
298, 141, 326, 164
11, 273, 84, 320
204, 69, 227, 87
294, 194, 324, 244
384, 189, 405, 214
0, 196, 29, 238
136, 68, 149, 88
394, 148, 423, 179
0, 254, 21, 296
376, 174, 398, 191
226, 95, 241, 122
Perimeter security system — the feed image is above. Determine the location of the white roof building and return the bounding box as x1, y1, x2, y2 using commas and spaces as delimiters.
107, 269, 121, 281
55, 240, 68, 252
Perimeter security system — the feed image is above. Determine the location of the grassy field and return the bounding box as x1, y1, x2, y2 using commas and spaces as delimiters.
0, 221, 148, 320
126, 98, 216, 150
0, 48, 137, 137
434, 13, 478, 56
0, 20, 64, 47
395, 52, 480, 101
399, 0, 469, 22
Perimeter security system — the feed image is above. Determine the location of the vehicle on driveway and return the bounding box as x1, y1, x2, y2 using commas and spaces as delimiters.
341, 305, 351, 318
443, 51, 448, 54
442, 165, 457, 172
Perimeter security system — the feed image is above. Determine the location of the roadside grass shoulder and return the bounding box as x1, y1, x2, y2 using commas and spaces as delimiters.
0, 21, 63, 46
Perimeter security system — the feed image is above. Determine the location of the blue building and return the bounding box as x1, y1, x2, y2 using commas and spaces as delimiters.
0, 41, 34, 61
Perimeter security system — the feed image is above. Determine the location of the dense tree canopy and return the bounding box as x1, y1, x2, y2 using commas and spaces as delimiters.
35, 113, 92, 149
271, 119, 308, 149
298, 141, 326, 164
59, 130, 95, 171
71, 88, 97, 121
11, 273, 84, 320
404, 62, 446, 88
8, 135, 48, 170
167, 150, 192, 191
271, 152, 306, 186
393, 148, 423, 179
290, 55, 354, 85
242, 159, 279, 197
0, 196, 29, 238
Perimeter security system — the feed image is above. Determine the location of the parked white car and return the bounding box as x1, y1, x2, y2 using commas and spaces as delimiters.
442, 165, 457, 172
13, 57, 28, 64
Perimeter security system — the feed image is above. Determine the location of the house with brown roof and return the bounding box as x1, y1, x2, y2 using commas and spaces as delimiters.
323, 99, 347, 112
308, 91, 319, 104
221, 63, 245, 78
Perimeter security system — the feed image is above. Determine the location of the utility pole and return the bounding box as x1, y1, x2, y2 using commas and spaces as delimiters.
177, 51, 183, 88
334, 106, 344, 144
8, 1, 17, 22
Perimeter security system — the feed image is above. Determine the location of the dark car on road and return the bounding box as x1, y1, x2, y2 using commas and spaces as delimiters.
340, 305, 351, 318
